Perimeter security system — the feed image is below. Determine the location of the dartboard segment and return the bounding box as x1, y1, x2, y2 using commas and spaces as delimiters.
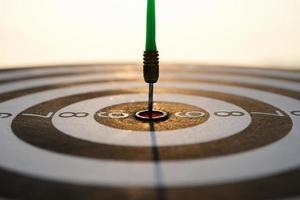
0, 64, 300, 200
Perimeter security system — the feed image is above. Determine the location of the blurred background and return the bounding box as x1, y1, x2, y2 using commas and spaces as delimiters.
0, 0, 299, 69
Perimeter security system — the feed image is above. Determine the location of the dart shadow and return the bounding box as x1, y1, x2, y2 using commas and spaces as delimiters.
149, 122, 159, 161
149, 121, 155, 132
149, 122, 166, 200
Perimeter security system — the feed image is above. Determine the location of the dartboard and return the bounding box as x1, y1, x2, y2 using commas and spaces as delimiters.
0, 64, 300, 200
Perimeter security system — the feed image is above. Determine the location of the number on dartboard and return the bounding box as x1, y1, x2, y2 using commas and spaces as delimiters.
22, 112, 55, 118
291, 111, 300, 116
250, 110, 284, 117
0, 112, 12, 119
175, 111, 206, 118
97, 112, 129, 119
59, 112, 89, 118
214, 111, 245, 117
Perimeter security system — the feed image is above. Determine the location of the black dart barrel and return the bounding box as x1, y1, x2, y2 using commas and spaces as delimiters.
143, 50, 159, 83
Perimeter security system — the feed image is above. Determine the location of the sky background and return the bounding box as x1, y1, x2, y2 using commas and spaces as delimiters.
0, 0, 300, 69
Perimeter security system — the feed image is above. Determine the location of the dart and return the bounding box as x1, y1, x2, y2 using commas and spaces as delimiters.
143, 0, 159, 118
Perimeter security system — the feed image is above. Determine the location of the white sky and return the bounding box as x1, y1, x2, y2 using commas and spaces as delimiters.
0, 0, 300, 68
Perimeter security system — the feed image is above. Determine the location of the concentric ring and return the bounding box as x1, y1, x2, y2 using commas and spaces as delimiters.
0, 64, 299, 200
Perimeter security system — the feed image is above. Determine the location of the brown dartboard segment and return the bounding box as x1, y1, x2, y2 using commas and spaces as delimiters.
1, 161, 300, 200
1, 64, 299, 84
12, 88, 292, 161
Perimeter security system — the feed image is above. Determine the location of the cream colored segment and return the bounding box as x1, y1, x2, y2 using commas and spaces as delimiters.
52, 94, 250, 146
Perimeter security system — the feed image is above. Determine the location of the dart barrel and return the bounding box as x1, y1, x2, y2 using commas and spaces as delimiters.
143, 51, 159, 83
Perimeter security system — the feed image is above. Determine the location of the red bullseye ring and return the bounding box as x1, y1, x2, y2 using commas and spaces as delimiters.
135, 110, 168, 121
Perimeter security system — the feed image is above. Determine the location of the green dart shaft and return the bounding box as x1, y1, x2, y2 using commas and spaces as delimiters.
146, 0, 157, 51
143, 0, 159, 84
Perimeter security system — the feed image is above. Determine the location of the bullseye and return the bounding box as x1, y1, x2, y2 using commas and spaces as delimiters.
135, 110, 168, 121
93, 100, 211, 133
